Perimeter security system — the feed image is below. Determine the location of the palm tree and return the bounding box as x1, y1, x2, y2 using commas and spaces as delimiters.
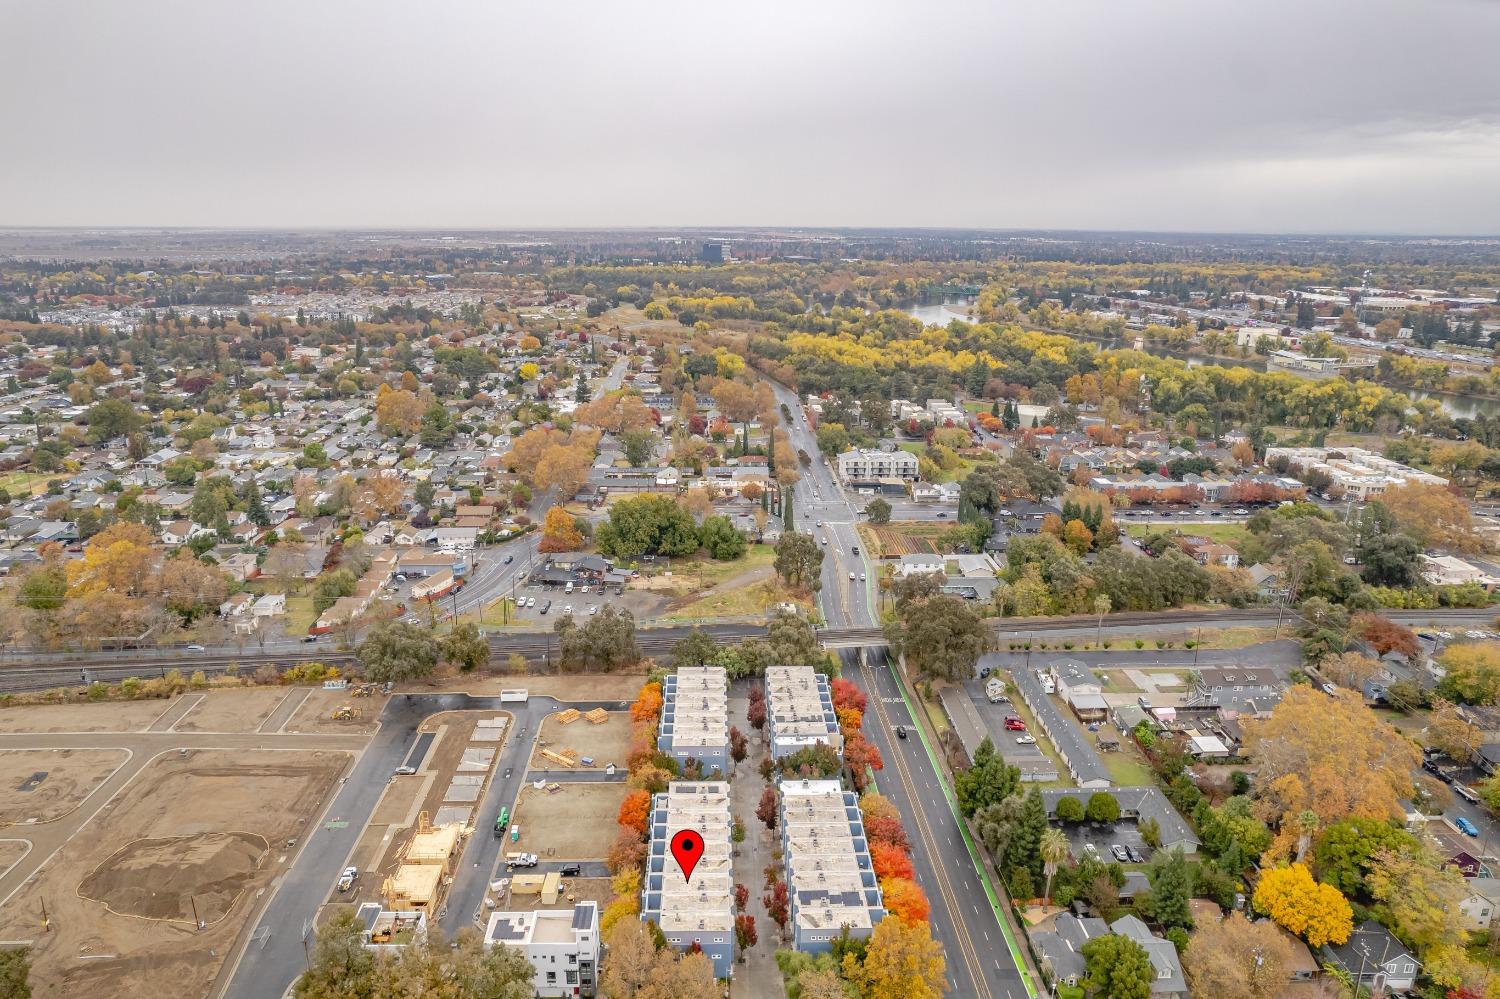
1040, 828, 1070, 905
1294, 809, 1319, 864
1092, 594, 1111, 648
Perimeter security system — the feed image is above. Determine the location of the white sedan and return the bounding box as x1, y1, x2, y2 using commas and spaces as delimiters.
1016, 735, 1037, 745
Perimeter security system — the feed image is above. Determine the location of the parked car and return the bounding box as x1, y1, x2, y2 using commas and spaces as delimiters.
1004, 717, 1027, 731
186, 643, 205, 651
539, 600, 551, 615
1110, 844, 1130, 862
1457, 816, 1480, 837
1015, 735, 1036, 745
1126, 846, 1144, 863
336, 866, 359, 892
302, 634, 319, 643
560, 864, 582, 877
393, 766, 417, 776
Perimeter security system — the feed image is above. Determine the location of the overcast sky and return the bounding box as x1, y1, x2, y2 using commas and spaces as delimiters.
4, 0, 1499, 234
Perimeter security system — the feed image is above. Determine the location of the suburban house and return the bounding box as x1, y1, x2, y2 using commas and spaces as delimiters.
1050, 661, 1109, 723
1459, 878, 1500, 931
1324, 920, 1419, 993
1110, 914, 1188, 997
1187, 666, 1283, 716
1032, 914, 1187, 997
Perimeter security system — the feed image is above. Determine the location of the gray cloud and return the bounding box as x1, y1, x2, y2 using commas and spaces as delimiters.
2, 0, 1498, 233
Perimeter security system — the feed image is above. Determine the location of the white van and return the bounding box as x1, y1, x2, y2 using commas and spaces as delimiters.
564, 581, 574, 594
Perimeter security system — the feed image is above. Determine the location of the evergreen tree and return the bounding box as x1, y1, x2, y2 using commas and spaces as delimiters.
1012, 787, 1048, 880
1143, 847, 1194, 930
242, 479, 270, 527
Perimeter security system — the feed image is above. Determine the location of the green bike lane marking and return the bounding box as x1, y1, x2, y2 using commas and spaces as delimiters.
880, 650, 1040, 999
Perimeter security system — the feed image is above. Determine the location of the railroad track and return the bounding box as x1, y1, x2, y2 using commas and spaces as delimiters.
1, 607, 1488, 696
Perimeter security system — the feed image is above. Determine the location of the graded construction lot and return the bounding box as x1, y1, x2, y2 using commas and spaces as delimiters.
0, 839, 29, 876
0, 748, 129, 824
172, 688, 294, 733
0, 748, 345, 999
0, 700, 176, 733
530, 711, 631, 770
511, 783, 627, 860
287, 688, 388, 734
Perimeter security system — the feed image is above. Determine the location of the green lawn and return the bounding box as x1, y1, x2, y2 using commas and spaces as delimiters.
1102, 749, 1155, 787
1125, 522, 1249, 546
0, 469, 59, 497
634, 544, 776, 588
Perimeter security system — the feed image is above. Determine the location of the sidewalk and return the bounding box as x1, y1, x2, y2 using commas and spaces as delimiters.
728, 686, 786, 999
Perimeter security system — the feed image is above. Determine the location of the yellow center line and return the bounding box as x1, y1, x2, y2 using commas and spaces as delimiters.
861, 653, 993, 999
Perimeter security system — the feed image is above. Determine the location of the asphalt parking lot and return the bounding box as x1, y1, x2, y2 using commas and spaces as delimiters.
505, 582, 610, 624
1057, 819, 1153, 865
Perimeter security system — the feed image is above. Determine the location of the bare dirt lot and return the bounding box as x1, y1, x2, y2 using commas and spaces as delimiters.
0, 699, 175, 733
286, 688, 388, 734
0, 749, 345, 999
0, 839, 29, 876
79, 831, 269, 923
531, 711, 632, 770
0, 748, 129, 824
457, 675, 647, 701
511, 783, 627, 860
172, 689, 293, 733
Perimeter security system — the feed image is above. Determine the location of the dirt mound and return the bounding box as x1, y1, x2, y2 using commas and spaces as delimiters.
78, 831, 268, 924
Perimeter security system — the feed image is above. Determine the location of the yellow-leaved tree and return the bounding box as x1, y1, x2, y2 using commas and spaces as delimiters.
842, 916, 946, 999
1241, 687, 1419, 861
1250, 863, 1352, 948
538, 506, 583, 553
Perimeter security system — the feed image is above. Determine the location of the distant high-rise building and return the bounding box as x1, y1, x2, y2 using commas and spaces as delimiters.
701, 241, 732, 264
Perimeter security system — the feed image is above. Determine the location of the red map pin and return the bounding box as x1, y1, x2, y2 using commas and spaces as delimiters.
670, 829, 703, 884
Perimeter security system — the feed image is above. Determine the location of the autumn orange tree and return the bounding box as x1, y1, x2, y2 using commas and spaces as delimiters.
1242, 687, 1419, 861
539, 506, 584, 553
1250, 863, 1352, 948
870, 842, 916, 882
630, 682, 663, 722
617, 789, 652, 838
880, 876, 931, 925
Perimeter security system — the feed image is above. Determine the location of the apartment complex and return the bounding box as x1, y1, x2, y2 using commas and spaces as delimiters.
1266, 446, 1447, 500
778, 779, 885, 952
658, 666, 730, 767
641, 781, 735, 976
835, 447, 920, 482
483, 901, 599, 997
765, 665, 842, 761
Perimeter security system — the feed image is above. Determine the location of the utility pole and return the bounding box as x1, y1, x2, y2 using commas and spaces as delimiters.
1192, 627, 1202, 668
